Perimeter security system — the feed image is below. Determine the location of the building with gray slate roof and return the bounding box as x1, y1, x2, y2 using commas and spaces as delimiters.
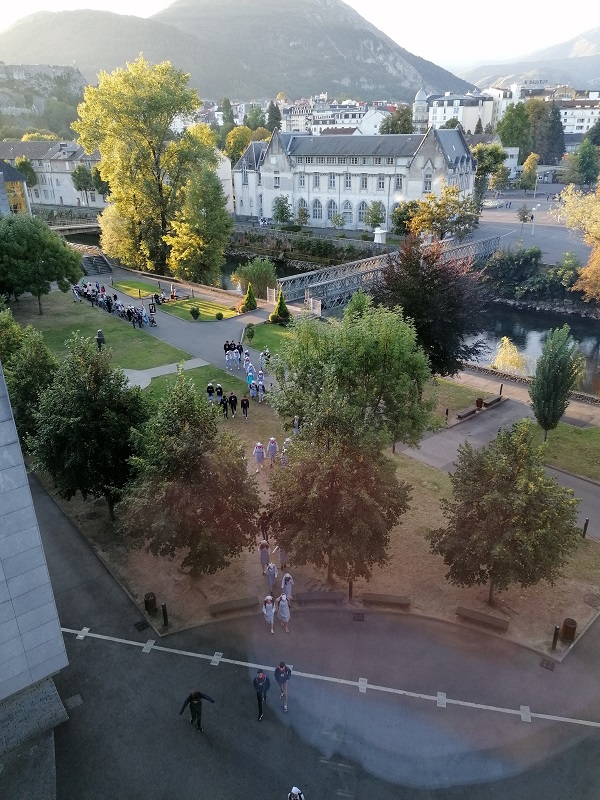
233, 128, 475, 229
0, 364, 68, 799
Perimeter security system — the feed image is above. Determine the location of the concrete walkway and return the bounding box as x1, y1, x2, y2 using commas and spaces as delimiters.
122, 357, 209, 389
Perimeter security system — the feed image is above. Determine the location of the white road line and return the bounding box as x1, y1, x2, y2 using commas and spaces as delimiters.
142, 640, 155, 654
210, 652, 223, 666
358, 678, 368, 694
437, 692, 447, 708
61, 627, 600, 730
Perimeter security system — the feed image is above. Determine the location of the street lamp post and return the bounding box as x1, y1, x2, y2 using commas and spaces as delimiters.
531, 203, 541, 236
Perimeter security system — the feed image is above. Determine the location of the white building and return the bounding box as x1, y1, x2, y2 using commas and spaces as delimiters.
233, 128, 476, 230
427, 91, 494, 133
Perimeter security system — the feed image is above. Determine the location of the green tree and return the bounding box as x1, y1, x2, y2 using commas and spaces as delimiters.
559, 153, 583, 186
14, 156, 37, 187
482, 243, 543, 298
271, 303, 433, 449
379, 105, 413, 134
268, 421, 410, 596
246, 107, 266, 131
573, 247, 600, 302
577, 138, 599, 188
517, 203, 531, 233
488, 164, 511, 191
119, 367, 260, 574
520, 152, 540, 190
546, 103, 565, 165
231, 257, 277, 299
250, 127, 271, 142
374, 235, 489, 376
529, 325, 585, 441
5, 326, 57, 446
225, 125, 252, 165
73, 56, 212, 274
471, 142, 508, 207
244, 282, 257, 310
296, 205, 309, 227
165, 166, 233, 285
525, 99, 550, 163
474, 118, 483, 134
331, 212, 345, 230
91, 166, 110, 198
43, 99, 78, 138
21, 131, 57, 141
0, 308, 23, 365
496, 102, 532, 163
587, 118, 600, 147
390, 200, 419, 236
409, 183, 479, 240
272, 194, 293, 224
221, 98, 235, 127
484, 122, 494, 134
364, 200, 385, 230
29, 334, 147, 520
439, 117, 461, 129
71, 164, 94, 205
0, 215, 81, 312
428, 419, 580, 605
270, 288, 290, 324
267, 101, 282, 131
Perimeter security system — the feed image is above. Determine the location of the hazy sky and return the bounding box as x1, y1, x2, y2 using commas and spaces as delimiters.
0, 0, 593, 71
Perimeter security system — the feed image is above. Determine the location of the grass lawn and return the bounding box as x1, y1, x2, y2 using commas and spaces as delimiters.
531, 422, 600, 482
427, 378, 483, 423
160, 297, 238, 323
9, 290, 190, 370
144, 365, 288, 457
113, 278, 162, 298
245, 322, 293, 354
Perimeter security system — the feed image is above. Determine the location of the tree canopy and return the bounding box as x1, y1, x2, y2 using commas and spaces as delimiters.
231, 257, 277, 299
0, 215, 81, 312
379, 105, 413, 134
73, 56, 214, 274
225, 125, 253, 164
496, 102, 532, 163
267, 101, 282, 131
119, 367, 260, 574
14, 156, 37, 187
471, 142, 507, 207
374, 235, 489, 376
520, 152, 539, 190
428, 419, 580, 604
408, 183, 479, 241
246, 106, 266, 131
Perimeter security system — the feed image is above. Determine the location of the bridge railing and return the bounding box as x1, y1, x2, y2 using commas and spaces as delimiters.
277, 254, 388, 301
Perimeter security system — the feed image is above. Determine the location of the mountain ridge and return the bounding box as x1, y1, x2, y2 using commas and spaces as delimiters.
0, 1, 473, 100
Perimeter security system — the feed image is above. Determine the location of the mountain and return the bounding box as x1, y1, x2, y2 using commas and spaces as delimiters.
0, 0, 473, 101
460, 27, 600, 89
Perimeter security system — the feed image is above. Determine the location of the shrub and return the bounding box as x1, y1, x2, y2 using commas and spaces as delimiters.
360, 233, 372, 241
189, 306, 200, 320
238, 303, 248, 313
269, 313, 281, 324
245, 323, 256, 342
279, 224, 302, 232
215, 311, 224, 320
244, 282, 258, 311
273, 289, 290, 320
231, 257, 277, 299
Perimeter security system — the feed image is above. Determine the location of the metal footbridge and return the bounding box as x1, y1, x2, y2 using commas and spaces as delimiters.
277, 236, 500, 311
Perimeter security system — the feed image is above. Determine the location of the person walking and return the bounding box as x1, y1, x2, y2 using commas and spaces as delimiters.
274, 661, 292, 710
225, 350, 232, 372
241, 394, 250, 420
274, 544, 287, 570
258, 381, 265, 404
220, 394, 229, 419
253, 670, 271, 721
259, 510, 271, 541
179, 690, 215, 732
259, 539, 270, 574
228, 391, 238, 418
262, 594, 275, 634
293, 416, 300, 436
206, 382, 215, 405
233, 347, 241, 370
253, 442, 265, 472
266, 562, 278, 592
281, 572, 294, 602
267, 437, 278, 467
276, 592, 291, 634
288, 788, 305, 800
215, 383, 224, 404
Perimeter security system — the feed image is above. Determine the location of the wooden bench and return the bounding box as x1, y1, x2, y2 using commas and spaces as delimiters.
295, 591, 345, 606
483, 395, 502, 408
456, 406, 477, 420
456, 606, 509, 631
362, 593, 411, 609
209, 597, 259, 616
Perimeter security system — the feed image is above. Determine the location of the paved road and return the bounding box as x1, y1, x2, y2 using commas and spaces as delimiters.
33, 475, 600, 800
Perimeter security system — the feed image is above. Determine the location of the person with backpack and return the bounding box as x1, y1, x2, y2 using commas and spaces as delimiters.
253, 670, 271, 721
288, 788, 305, 800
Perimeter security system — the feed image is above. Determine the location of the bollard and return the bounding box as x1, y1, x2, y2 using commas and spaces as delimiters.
138, 289, 141, 299
499, 383, 503, 396
162, 603, 169, 628
192, 288, 194, 298
158, 281, 161, 290
552, 625, 560, 651
582, 518, 589, 539
445, 408, 449, 424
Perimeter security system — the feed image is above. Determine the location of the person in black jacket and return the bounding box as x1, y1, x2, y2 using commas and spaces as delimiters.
229, 391, 238, 418
179, 691, 215, 732
252, 670, 271, 721
241, 394, 250, 420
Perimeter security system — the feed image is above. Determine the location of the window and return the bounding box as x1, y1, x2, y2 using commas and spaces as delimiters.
349, 156, 359, 165
374, 157, 381, 165
312, 198, 322, 219
327, 199, 337, 220
274, 172, 280, 188
342, 200, 352, 226
259, 194, 263, 215
328, 172, 336, 189
242, 162, 248, 185
55, 179, 60, 186
360, 174, 368, 190
296, 157, 304, 164
357, 200, 367, 223
386, 157, 394, 165
395, 174, 403, 191
313, 173, 320, 189
424, 172, 432, 192
257, 172, 262, 185
344, 173, 352, 190
90, 193, 96, 202
34, 189, 39, 198
377, 174, 385, 190
297, 198, 308, 213
327, 156, 335, 164
305, 157, 313, 164
299, 173, 306, 188
317, 156, 325, 164
361, 157, 368, 165
43, 190, 49, 198
337, 157, 346, 165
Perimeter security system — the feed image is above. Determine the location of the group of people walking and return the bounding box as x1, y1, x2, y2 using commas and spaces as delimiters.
259, 531, 294, 634
73, 281, 157, 328
253, 436, 292, 471
206, 382, 250, 420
